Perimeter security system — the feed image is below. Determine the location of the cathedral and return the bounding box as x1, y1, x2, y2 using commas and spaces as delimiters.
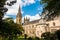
16, 6, 60, 38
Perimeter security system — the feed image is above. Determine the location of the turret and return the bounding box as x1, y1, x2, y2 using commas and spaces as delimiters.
24, 17, 30, 23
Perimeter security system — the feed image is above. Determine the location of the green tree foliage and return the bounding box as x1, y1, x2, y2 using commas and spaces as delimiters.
41, 32, 56, 40
0, 0, 16, 21
0, 0, 17, 39
55, 30, 60, 40
28, 37, 33, 40
24, 34, 28, 40
41, 0, 60, 19
0, 0, 7, 21
0, 0, 24, 40
34, 37, 40, 40
1, 18, 23, 40
4, 18, 14, 23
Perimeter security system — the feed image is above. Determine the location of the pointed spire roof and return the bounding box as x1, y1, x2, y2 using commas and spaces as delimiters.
17, 5, 22, 18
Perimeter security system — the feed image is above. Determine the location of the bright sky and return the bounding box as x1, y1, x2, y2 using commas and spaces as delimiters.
3, 0, 44, 23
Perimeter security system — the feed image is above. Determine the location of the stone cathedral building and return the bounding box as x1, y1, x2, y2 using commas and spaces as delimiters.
16, 6, 60, 38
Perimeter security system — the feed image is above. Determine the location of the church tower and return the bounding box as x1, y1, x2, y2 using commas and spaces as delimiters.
16, 5, 22, 25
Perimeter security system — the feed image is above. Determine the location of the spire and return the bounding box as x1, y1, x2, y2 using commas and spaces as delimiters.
16, 5, 22, 24
17, 5, 22, 18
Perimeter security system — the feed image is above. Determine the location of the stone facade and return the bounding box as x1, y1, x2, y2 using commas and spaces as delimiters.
23, 18, 47, 38
16, 6, 60, 38
22, 16, 60, 38
46, 18, 60, 33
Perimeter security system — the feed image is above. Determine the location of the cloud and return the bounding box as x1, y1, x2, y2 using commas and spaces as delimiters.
21, 10, 24, 14
38, 7, 43, 10
14, 19, 16, 23
6, 9, 18, 15
22, 14, 41, 23
5, 0, 36, 16
3, 15, 10, 19
22, 0, 35, 6
5, 0, 23, 16
39, 11, 42, 14
26, 14, 40, 21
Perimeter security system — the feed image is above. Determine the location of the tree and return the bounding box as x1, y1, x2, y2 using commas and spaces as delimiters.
4, 18, 14, 23
0, 0, 17, 39
41, 32, 56, 40
1, 18, 23, 40
41, 0, 60, 19
0, 0, 6, 21
0, 0, 16, 21
28, 37, 33, 40
35, 37, 40, 40
24, 34, 28, 40
55, 30, 60, 40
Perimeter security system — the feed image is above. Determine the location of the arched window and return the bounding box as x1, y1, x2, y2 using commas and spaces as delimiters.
53, 22, 55, 26
37, 31, 39, 35
32, 25, 34, 28
29, 26, 31, 28
46, 24, 49, 26
32, 31, 35, 34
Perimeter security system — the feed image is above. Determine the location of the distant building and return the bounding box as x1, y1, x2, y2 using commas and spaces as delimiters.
16, 6, 60, 38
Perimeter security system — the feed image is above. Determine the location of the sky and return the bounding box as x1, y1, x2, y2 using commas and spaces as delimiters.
3, 0, 44, 23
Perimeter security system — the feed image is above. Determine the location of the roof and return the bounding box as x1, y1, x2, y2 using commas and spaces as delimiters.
23, 19, 40, 25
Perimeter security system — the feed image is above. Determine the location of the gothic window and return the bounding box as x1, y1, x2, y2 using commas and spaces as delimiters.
51, 29, 56, 32
30, 31, 31, 33
37, 31, 39, 35
46, 24, 49, 26
32, 31, 35, 34
19, 19, 20, 22
53, 22, 55, 26
26, 31, 28, 34
29, 26, 31, 28
32, 25, 34, 28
